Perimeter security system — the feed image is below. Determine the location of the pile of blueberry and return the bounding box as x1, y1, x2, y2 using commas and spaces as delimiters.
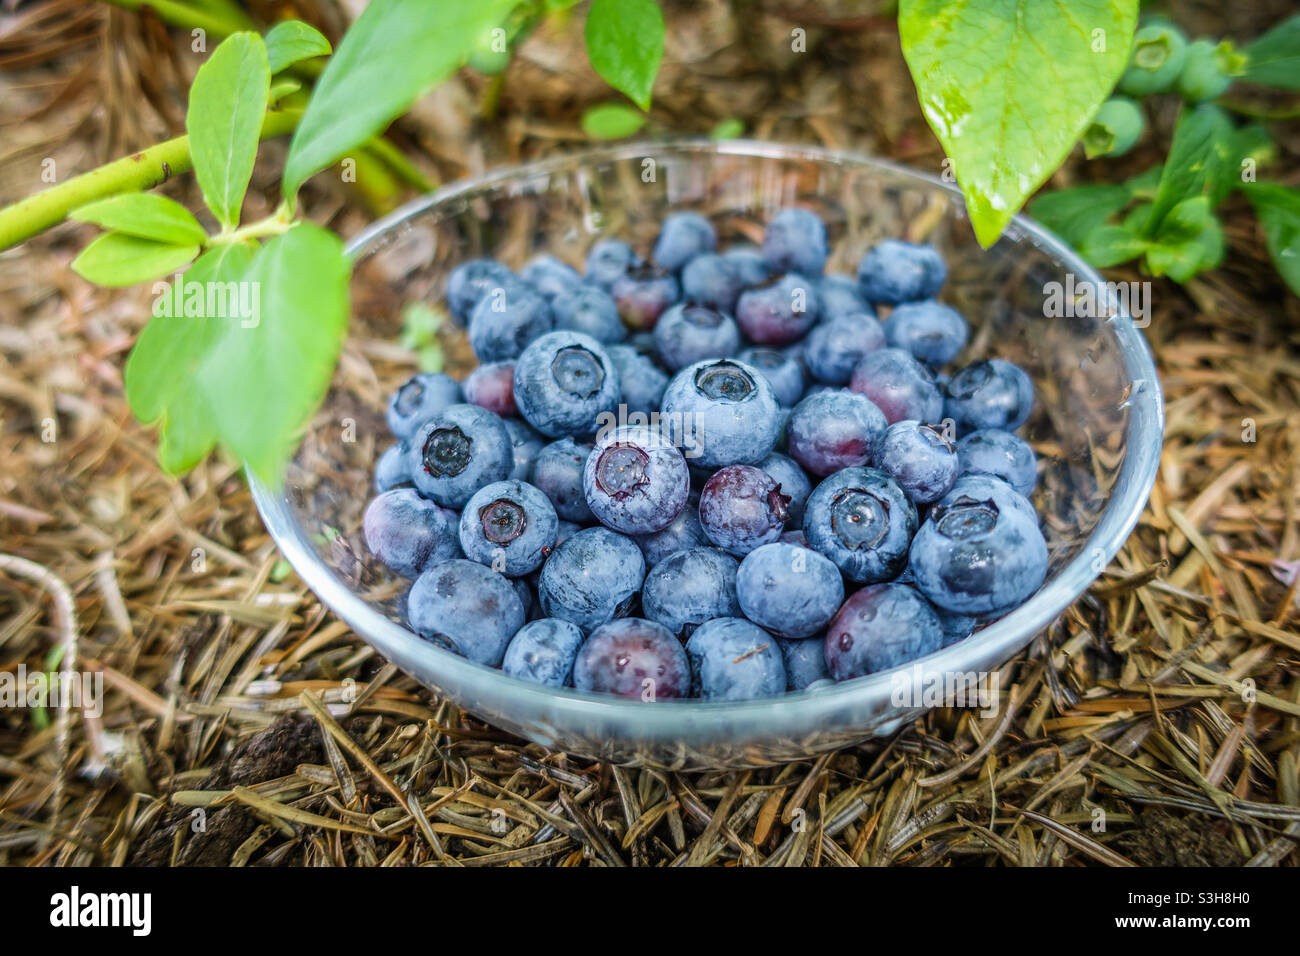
363, 208, 1049, 702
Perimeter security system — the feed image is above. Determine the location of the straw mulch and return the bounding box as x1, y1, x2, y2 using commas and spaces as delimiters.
0, 1, 1297, 866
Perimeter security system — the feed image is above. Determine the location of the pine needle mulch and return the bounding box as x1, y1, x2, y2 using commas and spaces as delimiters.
0, 1, 1297, 866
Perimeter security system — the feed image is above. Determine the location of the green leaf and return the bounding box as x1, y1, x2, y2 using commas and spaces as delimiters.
1078, 224, 1148, 268
70, 193, 207, 246
1029, 184, 1132, 247
263, 20, 332, 74
1144, 103, 1233, 234
710, 117, 745, 140
1242, 13, 1300, 91
1154, 195, 1216, 244
1144, 217, 1224, 282
581, 102, 648, 139
124, 243, 257, 472
186, 32, 271, 229
283, 0, 519, 200
196, 223, 351, 484
71, 233, 199, 287
899, 0, 1139, 247
1243, 182, 1300, 296
585, 0, 664, 111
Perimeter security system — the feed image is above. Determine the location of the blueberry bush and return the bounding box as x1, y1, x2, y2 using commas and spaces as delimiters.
0, 0, 1295, 484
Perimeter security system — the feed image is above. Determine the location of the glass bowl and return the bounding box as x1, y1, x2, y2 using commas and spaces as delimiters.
249, 140, 1163, 769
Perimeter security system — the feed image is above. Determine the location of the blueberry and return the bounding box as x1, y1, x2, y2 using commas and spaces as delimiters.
574, 617, 691, 700
633, 496, 706, 566
537, 526, 646, 632
722, 245, 771, 286
446, 258, 516, 324
585, 238, 640, 288
909, 482, 1048, 615
512, 330, 621, 437
406, 404, 513, 507
463, 361, 518, 418
1176, 38, 1239, 103
553, 519, 581, 548
1083, 96, 1144, 159
653, 211, 716, 271
736, 542, 844, 639
735, 273, 819, 345
653, 303, 741, 371
802, 466, 917, 583
1118, 22, 1188, 96
883, 300, 969, 367
956, 428, 1038, 497
686, 618, 786, 700
659, 358, 782, 467
698, 464, 791, 556
943, 359, 1034, 433
817, 274, 873, 321
856, 240, 946, 305
550, 284, 626, 344
786, 389, 887, 477
824, 583, 943, 679
531, 438, 594, 523
468, 282, 554, 362
502, 618, 585, 687
503, 417, 544, 481
407, 559, 525, 666
737, 346, 805, 407
848, 347, 943, 424
375, 442, 410, 491
803, 313, 886, 385
641, 547, 740, 637
681, 253, 746, 312
521, 254, 583, 301
757, 452, 810, 525
610, 263, 680, 331
458, 479, 558, 576
778, 636, 831, 691
606, 344, 669, 416
762, 208, 828, 276
583, 424, 690, 534
942, 473, 1039, 526
935, 607, 977, 647
363, 488, 459, 578
386, 372, 463, 440
873, 420, 959, 504
512, 576, 537, 621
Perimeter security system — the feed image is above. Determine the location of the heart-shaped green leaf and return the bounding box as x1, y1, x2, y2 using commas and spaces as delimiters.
899, 0, 1139, 247
186, 32, 271, 229
585, 0, 664, 111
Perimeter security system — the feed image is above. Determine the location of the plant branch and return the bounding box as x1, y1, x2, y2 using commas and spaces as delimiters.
0, 109, 300, 252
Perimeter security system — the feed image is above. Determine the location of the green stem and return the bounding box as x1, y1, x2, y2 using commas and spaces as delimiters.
100, 0, 253, 41
0, 109, 300, 252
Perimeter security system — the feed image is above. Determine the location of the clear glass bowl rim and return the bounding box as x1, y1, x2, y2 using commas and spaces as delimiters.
248, 138, 1164, 737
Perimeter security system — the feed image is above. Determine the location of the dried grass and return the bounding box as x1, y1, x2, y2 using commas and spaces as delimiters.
0, 0, 1296, 866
